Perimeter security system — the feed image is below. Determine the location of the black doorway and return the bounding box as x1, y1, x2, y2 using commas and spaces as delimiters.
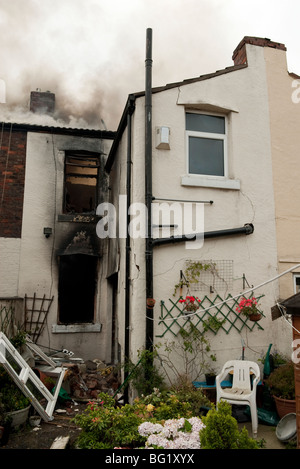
58, 254, 97, 323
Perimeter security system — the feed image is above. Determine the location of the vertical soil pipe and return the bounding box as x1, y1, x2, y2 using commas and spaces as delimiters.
145, 28, 153, 352
124, 96, 135, 403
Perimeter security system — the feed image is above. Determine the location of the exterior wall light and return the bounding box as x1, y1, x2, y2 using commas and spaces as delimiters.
43, 227, 52, 238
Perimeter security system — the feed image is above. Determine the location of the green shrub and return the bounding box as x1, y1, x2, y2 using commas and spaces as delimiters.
73, 386, 210, 449
124, 348, 165, 396
0, 367, 30, 412
73, 393, 146, 449
199, 401, 260, 449
169, 378, 211, 416
265, 361, 295, 399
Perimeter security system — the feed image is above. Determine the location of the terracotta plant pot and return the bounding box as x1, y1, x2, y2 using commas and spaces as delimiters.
147, 298, 156, 308
248, 313, 262, 322
273, 395, 296, 419
33, 368, 55, 390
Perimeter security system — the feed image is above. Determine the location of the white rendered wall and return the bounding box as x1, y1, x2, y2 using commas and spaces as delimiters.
125, 43, 292, 381
18, 131, 113, 361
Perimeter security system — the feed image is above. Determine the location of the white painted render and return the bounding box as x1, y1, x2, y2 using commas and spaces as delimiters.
112, 41, 294, 386
264, 46, 300, 301
0, 37, 297, 381
16, 131, 113, 361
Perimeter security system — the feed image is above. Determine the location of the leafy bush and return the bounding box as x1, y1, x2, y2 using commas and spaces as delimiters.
265, 361, 295, 399
138, 382, 210, 418
73, 385, 210, 449
0, 367, 30, 412
199, 401, 260, 449
124, 348, 165, 396
73, 393, 146, 449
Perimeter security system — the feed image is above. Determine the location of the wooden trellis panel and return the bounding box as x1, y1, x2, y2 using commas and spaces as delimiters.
157, 294, 265, 338
0, 304, 15, 336
24, 294, 54, 343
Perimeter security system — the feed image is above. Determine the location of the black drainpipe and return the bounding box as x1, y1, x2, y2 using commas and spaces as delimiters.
124, 95, 135, 404
151, 223, 254, 247
145, 28, 153, 353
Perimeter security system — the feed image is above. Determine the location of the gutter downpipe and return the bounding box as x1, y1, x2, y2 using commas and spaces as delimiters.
145, 28, 153, 353
124, 96, 135, 404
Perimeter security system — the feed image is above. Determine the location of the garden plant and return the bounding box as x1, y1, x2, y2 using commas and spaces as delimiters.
73, 388, 261, 449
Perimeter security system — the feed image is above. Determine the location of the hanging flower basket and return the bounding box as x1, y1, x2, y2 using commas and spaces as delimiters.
236, 297, 262, 321
248, 312, 262, 322
179, 296, 200, 313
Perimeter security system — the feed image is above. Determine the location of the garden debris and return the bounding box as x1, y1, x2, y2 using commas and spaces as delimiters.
50, 435, 70, 449
68, 360, 120, 400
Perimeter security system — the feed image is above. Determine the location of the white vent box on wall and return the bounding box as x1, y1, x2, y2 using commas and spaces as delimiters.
155, 126, 170, 150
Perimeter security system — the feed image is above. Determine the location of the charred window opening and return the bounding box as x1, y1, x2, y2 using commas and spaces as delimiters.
58, 254, 98, 324
64, 151, 100, 214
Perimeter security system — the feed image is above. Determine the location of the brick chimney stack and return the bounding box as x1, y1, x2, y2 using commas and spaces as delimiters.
30, 89, 55, 115
232, 36, 287, 66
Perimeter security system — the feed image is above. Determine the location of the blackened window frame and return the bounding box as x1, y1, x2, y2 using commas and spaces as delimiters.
63, 150, 100, 215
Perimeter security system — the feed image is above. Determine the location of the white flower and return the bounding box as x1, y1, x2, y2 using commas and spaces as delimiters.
138, 421, 163, 436
138, 416, 205, 449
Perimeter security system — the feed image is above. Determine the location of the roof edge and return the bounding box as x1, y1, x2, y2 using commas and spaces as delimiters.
0, 120, 116, 139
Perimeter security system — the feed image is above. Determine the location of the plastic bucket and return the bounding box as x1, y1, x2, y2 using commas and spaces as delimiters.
276, 413, 297, 443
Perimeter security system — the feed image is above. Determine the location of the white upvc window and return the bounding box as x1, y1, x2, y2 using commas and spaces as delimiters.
186, 112, 227, 177
293, 274, 300, 293
182, 111, 240, 190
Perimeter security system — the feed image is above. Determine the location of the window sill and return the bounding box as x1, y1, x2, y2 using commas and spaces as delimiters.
52, 323, 102, 333
58, 213, 100, 223
181, 175, 240, 190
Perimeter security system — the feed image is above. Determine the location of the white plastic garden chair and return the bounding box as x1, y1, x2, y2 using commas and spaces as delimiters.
216, 360, 260, 437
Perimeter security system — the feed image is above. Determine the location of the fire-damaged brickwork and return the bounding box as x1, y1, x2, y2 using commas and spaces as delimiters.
0, 126, 27, 238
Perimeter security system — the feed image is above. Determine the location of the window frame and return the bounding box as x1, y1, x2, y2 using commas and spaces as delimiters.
185, 111, 228, 179
293, 273, 300, 294
63, 150, 100, 215
57, 253, 98, 325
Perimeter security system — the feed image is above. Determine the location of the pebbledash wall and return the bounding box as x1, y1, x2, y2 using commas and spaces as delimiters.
107, 37, 296, 388
0, 123, 115, 361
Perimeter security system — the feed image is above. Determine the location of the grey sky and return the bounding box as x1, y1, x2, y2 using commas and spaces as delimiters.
0, 0, 299, 129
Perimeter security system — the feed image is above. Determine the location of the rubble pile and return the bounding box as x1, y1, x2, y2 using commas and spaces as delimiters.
67, 359, 121, 401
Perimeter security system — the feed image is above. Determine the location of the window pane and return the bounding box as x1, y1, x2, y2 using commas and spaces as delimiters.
186, 113, 225, 134
189, 137, 224, 176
